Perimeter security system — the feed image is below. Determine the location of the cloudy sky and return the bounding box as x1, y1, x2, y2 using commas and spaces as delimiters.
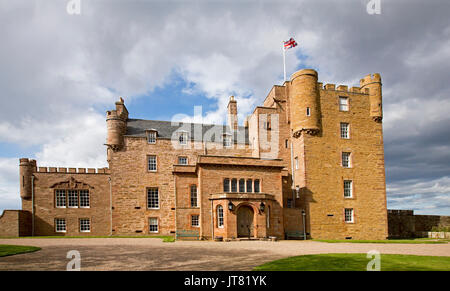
0, 0, 449, 215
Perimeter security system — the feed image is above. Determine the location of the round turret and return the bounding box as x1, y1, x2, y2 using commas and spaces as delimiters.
289, 69, 321, 137
360, 73, 382, 122
106, 111, 126, 150
19, 158, 34, 199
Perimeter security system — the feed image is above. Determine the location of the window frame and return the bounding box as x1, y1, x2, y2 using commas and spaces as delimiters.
67, 190, 79, 208
55, 218, 66, 233
340, 122, 350, 139
254, 179, 261, 193
246, 179, 253, 193
79, 218, 91, 233
178, 131, 188, 145
344, 208, 354, 223
223, 134, 232, 148
306, 107, 311, 116
344, 180, 353, 198
217, 205, 224, 228
147, 187, 159, 209
191, 214, 200, 228
178, 156, 188, 165
223, 178, 230, 192
79, 190, 90, 208
55, 189, 67, 208
149, 217, 159, 233
148, 155, 157, 172
190, 184, 198, 208
342, 152, 351, 168
147, 131, 157, 144
339, 96, 349, 112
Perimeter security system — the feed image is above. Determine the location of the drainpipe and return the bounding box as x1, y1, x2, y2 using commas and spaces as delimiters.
108, 177, 112, 236
290, 141, 296, 208
174, 175, 177, 240
31, 175, 35, 237
211, 199, 214, 240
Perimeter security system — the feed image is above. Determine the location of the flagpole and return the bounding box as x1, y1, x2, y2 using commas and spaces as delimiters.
283, 43, 286, 83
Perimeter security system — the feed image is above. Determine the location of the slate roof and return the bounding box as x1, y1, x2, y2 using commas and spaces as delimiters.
125, 119, 249, 144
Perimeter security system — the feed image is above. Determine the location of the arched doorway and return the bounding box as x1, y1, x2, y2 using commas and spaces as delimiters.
237, 205, 254, 238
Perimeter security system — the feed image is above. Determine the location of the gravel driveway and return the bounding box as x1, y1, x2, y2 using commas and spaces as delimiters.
0, 238, 449, 271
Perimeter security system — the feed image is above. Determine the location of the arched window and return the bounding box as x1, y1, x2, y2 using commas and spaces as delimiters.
223, 178, 230, 192
217, 205, 224, 228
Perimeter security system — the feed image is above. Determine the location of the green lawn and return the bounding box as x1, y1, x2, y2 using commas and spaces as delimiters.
313, 238, 447, 244
0, 235, 175, 242
0, 245, 41, 257
254, 253, 450, 271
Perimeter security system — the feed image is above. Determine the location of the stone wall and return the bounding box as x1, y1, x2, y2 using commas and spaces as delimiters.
388, 209, 450, 238
0, 210, 31, 237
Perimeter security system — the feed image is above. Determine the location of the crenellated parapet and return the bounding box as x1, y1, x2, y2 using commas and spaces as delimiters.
360, 73, 383, 122
106, 97, 129, 151
19, 158, 36, 199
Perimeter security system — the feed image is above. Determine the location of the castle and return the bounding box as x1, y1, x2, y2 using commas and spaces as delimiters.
0, 68, 388, 240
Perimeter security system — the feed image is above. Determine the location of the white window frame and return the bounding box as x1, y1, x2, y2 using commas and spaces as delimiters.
55, 190, 66, 208
79, 218, 91, 232
340, 123, 350, 139
345, 208, 354, 223
147, 187, 159, 209
190, 185, 198, 208
339, 97, 349, 111
179, 132, 188, 145
191, 215, 200, 227
148, 131, 157, 144
295, 156, 299, 170
342, 152, 351, 168
223, 135, 232, 148
344, 180, 353, 198
79, 190, 90, 208
148, 155, 157, 172
178, 156, 188, 165
306, 107, 311, 116
149, 217, 159, 233
55, 218, 66, 233
68, 190, 79, 208
217, 205, 224, 228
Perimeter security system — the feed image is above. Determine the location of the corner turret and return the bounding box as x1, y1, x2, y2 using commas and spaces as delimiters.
19, 158, 36, 200
289, 69, 321, 137
360, 73, 382, 122
106, 97, 128, 151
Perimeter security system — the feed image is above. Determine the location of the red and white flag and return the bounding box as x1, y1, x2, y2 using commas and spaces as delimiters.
284, 38, 298, 50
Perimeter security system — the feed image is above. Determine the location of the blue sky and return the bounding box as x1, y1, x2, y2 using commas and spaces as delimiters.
0, 0, 449, 215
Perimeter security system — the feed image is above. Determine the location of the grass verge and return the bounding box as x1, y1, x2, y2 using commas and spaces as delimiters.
0, 244, 41, 257
0, 235, 175, 242
253, 253, 450, 271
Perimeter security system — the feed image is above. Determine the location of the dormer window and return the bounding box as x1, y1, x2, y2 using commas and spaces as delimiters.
223, 134, 232, 147
147, 130, 157, 144
179, 132, 188, 145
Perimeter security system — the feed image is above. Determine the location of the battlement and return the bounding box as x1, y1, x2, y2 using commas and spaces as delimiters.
360, 73, 381, 88
36, 166, 110, 174
320, 83, 368, 94
106, 97, 128, 121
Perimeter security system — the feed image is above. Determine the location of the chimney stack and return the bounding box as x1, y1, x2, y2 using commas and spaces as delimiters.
227, 96, 238, 131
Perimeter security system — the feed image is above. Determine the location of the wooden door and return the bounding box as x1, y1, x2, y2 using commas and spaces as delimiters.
237, 206, 254, 237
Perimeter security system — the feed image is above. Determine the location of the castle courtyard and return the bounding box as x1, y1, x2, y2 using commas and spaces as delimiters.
0, 238, 448, 271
